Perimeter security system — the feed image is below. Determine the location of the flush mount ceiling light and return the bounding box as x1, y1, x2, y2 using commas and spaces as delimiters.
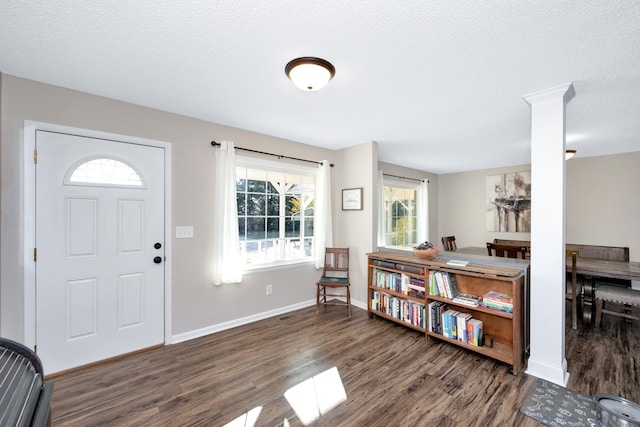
285, 57, 335, 91
565, 149, 576, 160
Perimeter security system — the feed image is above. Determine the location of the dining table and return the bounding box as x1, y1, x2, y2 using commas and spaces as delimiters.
456, 246, 640, 281
456, 245, 640, 325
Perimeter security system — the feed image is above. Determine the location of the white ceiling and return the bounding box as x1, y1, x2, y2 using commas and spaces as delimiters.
1, 1, 639, 173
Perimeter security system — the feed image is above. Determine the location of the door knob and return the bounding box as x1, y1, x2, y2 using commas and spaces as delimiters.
153, 256, 163, 264
154, 242, 162, 249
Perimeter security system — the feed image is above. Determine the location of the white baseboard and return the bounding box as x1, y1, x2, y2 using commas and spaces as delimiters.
172, 298, 368, 344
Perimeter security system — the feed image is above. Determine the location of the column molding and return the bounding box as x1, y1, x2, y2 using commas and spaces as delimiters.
523, 82, 574, 386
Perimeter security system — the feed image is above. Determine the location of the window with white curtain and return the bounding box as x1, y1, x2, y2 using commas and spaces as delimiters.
383, 184, 418, 246
379, 176, 429, 247
236, 157, 318, 267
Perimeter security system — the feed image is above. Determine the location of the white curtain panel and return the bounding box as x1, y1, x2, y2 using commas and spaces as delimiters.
377, 170, 385, 247
418, 179, 429, 244
212, 140, 243, 285
314, 161, 333, 269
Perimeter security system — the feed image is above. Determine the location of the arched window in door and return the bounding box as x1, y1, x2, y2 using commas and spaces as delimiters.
64, 157, 146, 188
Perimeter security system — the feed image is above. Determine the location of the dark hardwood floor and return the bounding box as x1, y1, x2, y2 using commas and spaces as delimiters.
49, 303, 640, 426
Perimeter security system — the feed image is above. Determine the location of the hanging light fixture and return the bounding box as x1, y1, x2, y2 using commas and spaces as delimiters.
285, 57, 335, 91
565, 149, 576, 160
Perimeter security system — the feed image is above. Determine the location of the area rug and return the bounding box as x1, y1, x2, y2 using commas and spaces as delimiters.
520, 378, 598, 426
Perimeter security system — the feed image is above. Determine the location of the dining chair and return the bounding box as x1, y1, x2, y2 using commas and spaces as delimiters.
486, 242, 528, 259
316, 247, 351, 318
565, 250, 581, 329
441, 236, 457, 252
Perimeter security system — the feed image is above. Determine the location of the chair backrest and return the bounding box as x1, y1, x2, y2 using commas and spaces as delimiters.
441, 236, 457, 251
494, 238, 530, 257
322, 248, 350, 280
565, 243, 629, 262
486, 242, 528, 259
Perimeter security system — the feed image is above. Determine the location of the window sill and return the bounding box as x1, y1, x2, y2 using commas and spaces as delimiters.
242, 258, 316, 274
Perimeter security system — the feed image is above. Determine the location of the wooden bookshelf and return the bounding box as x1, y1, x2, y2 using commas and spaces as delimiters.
367, 251, 525, 374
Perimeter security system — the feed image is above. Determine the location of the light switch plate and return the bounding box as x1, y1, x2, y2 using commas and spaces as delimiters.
176, 226, 194, 239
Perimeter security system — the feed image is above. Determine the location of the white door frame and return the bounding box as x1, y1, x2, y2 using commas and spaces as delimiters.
23, 121, 173, 349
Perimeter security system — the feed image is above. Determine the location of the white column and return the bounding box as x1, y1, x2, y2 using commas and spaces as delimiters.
523, 83, 575, 386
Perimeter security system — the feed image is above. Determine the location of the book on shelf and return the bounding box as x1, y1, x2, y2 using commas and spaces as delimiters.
432, 271, 461, 299
429, 301, 447, 334
467, 319, 484, 346
373, 260, 396, 269
434, 271, 448, 298
482, 291, 513, 305
445, 273, 461, 298
442, 309, 464, 340
452, 293, 482, 307
456, 312, 473, 342
482, 290, 513, 312
481, 300, 513, 313
407, 277, 426, 298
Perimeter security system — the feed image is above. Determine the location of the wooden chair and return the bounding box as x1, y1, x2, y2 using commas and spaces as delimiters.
494, 238, 530, 258
316, 248, 351, 318
565, 243, 631, 288
486, 242, 528, 259
441, 236, 457, 251
565, 250, 582, 329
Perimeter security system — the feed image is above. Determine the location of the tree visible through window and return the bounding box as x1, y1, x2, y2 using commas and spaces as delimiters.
383, 185, 418, 246
236, 163, 316, 266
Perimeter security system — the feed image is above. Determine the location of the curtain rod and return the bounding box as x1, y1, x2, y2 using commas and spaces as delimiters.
211, 141, 334, 167
383, 173, 428, 183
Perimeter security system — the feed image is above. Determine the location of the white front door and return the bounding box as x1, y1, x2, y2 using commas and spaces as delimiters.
35, 130, 165, 374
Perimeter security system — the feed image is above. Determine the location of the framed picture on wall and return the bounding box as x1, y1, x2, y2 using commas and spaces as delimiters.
342, 188, 363, 210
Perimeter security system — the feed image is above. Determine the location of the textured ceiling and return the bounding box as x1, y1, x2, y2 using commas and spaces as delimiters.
1, 1, 639, 173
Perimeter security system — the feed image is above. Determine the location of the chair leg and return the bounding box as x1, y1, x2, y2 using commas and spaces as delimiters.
595, 298, 603, 329
347, 287, 352, 318
316, 285, 321, 316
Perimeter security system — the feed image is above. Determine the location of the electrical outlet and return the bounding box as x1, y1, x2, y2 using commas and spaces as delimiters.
266, 284, 273, 295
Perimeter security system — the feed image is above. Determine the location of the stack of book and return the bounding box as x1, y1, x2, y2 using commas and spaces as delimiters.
374, 269, 425, 298
452, 293, 482, 307
372, 290, 426, 328
429, 271, 461, 299
407, 277, 426, 298
481, 291, 513, 313
438, 309, 484, 346
428, 301, 447, 334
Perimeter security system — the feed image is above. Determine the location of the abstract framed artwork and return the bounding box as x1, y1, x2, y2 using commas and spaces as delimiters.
486, 171, 531, 232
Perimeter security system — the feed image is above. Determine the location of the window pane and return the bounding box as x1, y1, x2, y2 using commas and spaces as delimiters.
247, 179, 266, 193
235, 162, 317, 267
285, 217, 300, 237
286, 195, 300, 216
266, 217, 279, 238
246, 217, 265, 239
383, 185, 418, 246
238, 218, 246, 239
236, 176, 247, 192
267, 194, 279, 216
247, 193, 266, 215
305, 217, 314, 236
237, 192, 247, 215
67, 158, 143, 187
